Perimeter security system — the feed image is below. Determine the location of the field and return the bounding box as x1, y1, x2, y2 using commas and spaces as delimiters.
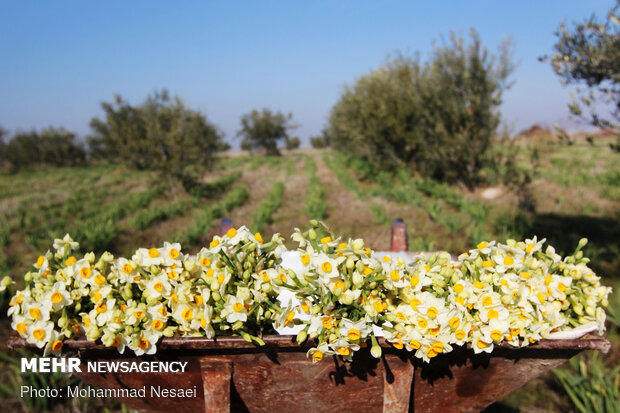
1, 134, 619, 412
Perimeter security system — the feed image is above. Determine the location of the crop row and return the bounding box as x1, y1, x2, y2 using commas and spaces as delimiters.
252, 182, 285, 233
176, 185, 250, 248
304, 157, 327, 219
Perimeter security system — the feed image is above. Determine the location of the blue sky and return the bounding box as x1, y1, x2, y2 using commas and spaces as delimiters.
0, 1, 614, 146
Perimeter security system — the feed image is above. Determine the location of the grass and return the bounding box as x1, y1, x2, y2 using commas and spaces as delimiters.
0, 137, 619, 412
251, 181, 285, 233
304, 156, 327, 220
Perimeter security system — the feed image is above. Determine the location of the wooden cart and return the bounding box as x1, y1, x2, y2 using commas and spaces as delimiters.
7, 219, 612, 412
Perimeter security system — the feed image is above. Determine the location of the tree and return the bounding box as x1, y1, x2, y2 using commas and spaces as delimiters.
285, 136, 301, 150
1, 127, 86, 171
237, 108, 296, 156
328, 30, 515, 186
88, 90, 224, 187
543, 3, 619, 133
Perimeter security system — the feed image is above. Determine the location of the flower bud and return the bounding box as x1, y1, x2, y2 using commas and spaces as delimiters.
371, 344, 382, 359
308, 229, 317, 240
346, 258, 355, 270
296, 330, 308, 344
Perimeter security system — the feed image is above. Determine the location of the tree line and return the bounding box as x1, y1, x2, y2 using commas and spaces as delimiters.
1, 6, 615, 189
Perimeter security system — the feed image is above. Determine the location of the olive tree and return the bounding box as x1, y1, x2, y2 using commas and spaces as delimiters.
328, 30, 515, 187
88, 90, 224, 187
543, 3, 619, 148
237, 108, 296, 156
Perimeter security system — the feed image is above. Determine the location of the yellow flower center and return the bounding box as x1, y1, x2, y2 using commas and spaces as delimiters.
482, 260, 493, 268
320, 236, 332, 244
233, 303, 244, 312
537, 292, 545, 303
182, 309, 193, 320
396, 312, 405, 321
409, 340, 421, 349
301, 302, 310, 313
51, 292, 63, 303
312, 351, 323, 361
393, 340, 404, 349
390, 270, 399, 281
148, 248, 159, 258
519, 271, 530, 279
210, 239, 220, 248
487, 309, 499, 319
201, 257, 211, 266
95, 274, 106, 285
285, 312, 295, 325
503, 256, 514, 266
510, 327, 521, 336
455, 330, 466, 340
321, 262, 332, 273
482, 296, 493, 307
474, 281, 484, 289
337, 347, 350, 356
158, 307, 166, 316
410, 275, 419, 287
169, 248, 180, 259
373, 301, 384, 313
558, 282, 567, 292
525, 244, 534, 254
154, 282, 164, 292
16, 323, 27, 334
429, 326, 440, 336
427, 307, 438, 318
96, 303, 107, 313
477, 241, 488, 249
491, 330, 502, 341
134, 311, 145, 319
33, 329, 46, 340
453, 284, 464, 293
65, 256, 76, 266
449, 317, 460, 329
29, 308, 41, 319
322, 317, 334, 329
383, 256, 391, 262
123, 263, 133, 274
226, 228, 237, 238
347, 329, 361, 340
217, 274, 226, 284
278, 273, 287, 283
363, 266, 373, 276
195, 295, 204, 306
477, 339, 489, 349
410, 298, 421, 310
301, 254, 310, 265
81, 267, 92, 278
418, 318, 428, 329
51, 340, 63, 351
254, 232, 263, 243
139, 338, 149, 350
545, 274, 552, 285
36, 256, 45, 267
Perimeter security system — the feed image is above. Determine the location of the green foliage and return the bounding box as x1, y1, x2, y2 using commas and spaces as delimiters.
176, 186, 249, 248
310, 136, 329, 149
544, 2, 620, 132
328, 29, 515, 187
131, 199, 190, 230
237, 108, 296, 156
189, 172, 241, 199
304, 157, 327, 219
553, 353, 620, 413
88, 89, 223, 186
252, 182, 285, 233
1, 127, 86, 172
285, 136, 301, 150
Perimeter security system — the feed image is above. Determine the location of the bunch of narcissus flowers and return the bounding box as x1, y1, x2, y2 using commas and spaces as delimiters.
7, 221, 612, 363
